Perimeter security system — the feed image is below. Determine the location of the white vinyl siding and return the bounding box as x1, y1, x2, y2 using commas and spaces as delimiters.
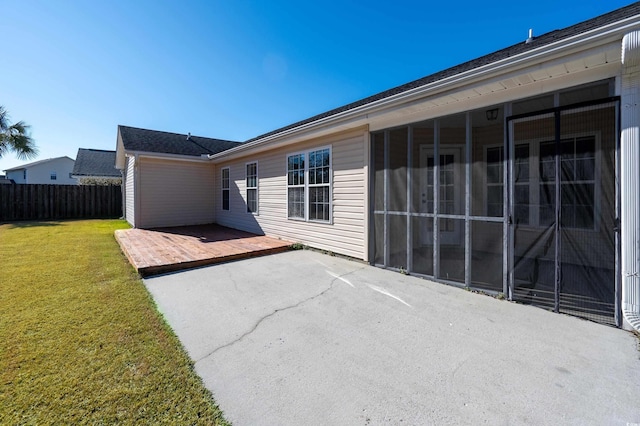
215, 128, 367, 259
125, 156, 135, 226
137, 157, 215, 228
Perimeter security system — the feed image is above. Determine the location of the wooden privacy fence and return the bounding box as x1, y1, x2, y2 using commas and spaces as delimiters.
0, 184, 122, 221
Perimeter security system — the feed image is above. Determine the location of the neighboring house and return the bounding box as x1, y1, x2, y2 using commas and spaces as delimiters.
116, 3, 640, 332
0, 174, 14, 184
72, 148, 120, 183
4, 156, 77, 185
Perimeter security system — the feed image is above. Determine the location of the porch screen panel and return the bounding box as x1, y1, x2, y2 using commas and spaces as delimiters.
511, 113, 557, 310
412, 216, 433, 275
388, 128, 408, 269
439, 114, 466, 216
411, 122, 434, 214
470, 220, 503, 291
389, 128, 408, 212
373, 132, 385, 212
374, 214, 385, 265
389, 215, 407, 270
372, 132, 385, 264
437, 114, 466, 284
411, 121, 435, 276
438, 218, 465, 283
558, 102, 616, 324
471, 107, 504, 217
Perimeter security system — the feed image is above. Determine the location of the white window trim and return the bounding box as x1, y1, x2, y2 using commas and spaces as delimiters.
221, 167, 230, 211
286, 145, 332, 224
246, 161, 258, 215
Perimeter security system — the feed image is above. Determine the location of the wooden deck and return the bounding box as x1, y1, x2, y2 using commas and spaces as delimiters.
115, 224, 292, 276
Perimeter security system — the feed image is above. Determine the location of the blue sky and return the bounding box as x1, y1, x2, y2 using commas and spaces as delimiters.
1, 0, 635, 172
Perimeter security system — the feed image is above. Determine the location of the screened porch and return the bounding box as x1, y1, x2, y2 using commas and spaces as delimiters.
370, 80, 620, 326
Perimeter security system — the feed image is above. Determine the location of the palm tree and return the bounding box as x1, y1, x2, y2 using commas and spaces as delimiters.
0, 106, 38, 160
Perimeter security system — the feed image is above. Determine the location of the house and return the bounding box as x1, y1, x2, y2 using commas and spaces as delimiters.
4, 156, 77, 185
72, 148, 120, 183
115, 126, 241, 229
116, 3, 640, 331
0, 174, 14, 184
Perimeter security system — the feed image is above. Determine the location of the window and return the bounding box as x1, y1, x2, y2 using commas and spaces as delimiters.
493, 136, 597, 229
287, 147, 331, 222
558, 136, 596, 229
246, 162, 257, 214
23, 170, 26, 180
221, 167, 230, 211
308, 148, 331, 221
287, 153, 305, 219
50, 172, 57, 181
485, 146, 503, 217
514, 144, 530, 225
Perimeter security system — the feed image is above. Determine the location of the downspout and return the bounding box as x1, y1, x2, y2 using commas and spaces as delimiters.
120, 169, 125, 220
620, 30, 640, 331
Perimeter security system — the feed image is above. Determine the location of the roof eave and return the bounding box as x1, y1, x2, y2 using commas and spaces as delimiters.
123, 150, 212, 163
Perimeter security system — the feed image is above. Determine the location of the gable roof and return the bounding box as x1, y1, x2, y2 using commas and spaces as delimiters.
72, 148, 120, 177
118, 125, 242, 157
3, 156, 75, 172
245, 2, 640, 143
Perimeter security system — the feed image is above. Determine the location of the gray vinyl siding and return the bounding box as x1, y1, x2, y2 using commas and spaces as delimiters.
138, 157, 215, 228
215, 128, 367, 260
125, 156, 135, 227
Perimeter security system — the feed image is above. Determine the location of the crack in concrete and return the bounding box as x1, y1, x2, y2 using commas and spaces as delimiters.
195, 266, 365, 364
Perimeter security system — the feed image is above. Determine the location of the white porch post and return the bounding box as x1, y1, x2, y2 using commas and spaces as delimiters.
620, 30, 640, 331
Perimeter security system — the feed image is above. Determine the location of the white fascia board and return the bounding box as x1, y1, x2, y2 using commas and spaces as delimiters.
123, 150, 210, 163
208, 14, 640, 162
207, 119, 369, 163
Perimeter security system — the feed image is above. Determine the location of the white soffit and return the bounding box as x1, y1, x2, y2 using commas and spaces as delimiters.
366, 40, 621, 129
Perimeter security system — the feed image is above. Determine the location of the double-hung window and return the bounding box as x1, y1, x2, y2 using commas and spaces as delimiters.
287, 147, 331, 222
221, 167, 230, 211
485, 146, 504, 217
246, 162, 258, 214
485, 136, 596, 229
287, 153, 305, 219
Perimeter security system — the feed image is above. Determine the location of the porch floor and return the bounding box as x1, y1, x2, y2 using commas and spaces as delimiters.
115, 224, 292, 276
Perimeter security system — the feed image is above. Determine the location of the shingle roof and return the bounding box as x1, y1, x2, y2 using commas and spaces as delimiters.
72, 148, 120, 177
119, 125, 242, 157
3, 156, 74, 172
246, 2, 640, 143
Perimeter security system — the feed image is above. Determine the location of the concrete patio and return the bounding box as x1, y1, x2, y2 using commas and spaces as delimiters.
115, 224, 291, 276
144, 249, 640, 425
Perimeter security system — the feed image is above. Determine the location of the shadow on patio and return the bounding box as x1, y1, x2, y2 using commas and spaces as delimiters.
115, 224, 292, 277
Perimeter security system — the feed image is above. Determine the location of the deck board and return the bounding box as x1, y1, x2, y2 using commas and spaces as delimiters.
115, 224, 291, 276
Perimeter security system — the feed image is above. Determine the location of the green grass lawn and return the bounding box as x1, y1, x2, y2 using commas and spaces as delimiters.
0, 220, 229, 425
